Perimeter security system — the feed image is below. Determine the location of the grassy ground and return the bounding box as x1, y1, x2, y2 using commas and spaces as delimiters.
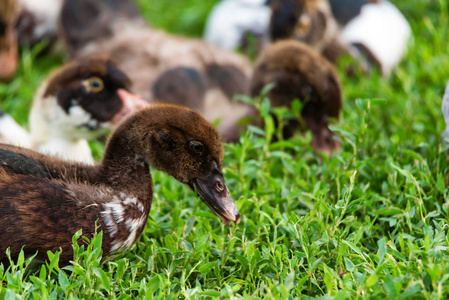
1, 0, 449, 298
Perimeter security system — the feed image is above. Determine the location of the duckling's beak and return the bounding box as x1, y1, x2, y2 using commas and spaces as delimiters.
112, 89, 149, 124
189, 161, 241, 226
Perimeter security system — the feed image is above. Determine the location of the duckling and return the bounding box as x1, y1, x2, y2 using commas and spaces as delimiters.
338, 0, 411, 76
0, 55, 148, 164
269, 0, 410, 75
250, 40, 342, 153
0, 104, 240, 266
59, 0, 255, 142
204, 0, 271, 53
14, 0, 63, 49
269, 0, 340, 57
0, 0, 18, 81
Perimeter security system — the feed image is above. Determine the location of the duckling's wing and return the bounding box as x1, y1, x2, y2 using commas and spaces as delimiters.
0, 148, 49, 178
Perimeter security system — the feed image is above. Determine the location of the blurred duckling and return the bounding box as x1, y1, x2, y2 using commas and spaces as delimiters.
0, 104, 240, 266
15, 0, 63, 49
59, 0, 255, 142
337, 0, 411, 76
270, 0, 340, 58
250, 40, 342, 153
0, 0, 19, 81
0, 55, 147, 164
204, 0, 271, 53
270, 0, 411, 75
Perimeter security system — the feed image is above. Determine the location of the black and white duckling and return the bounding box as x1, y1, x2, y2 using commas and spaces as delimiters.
250, 40, 342, 153
203, 0, 271, 53
0, 104, 240, 266
0, 55, 148, 164
59, 0, 255, 142
336, 0, 411, 76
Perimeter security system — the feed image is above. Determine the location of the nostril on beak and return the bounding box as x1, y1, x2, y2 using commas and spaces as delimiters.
215, 180, 224, 192
234, 209, 241, 225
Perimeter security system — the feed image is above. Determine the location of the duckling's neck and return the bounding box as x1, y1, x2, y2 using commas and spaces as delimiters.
100, 126, 153, 201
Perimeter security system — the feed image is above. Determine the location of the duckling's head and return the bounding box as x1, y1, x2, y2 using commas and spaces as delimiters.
119, 104, 240, 226
30, 54, 147, 141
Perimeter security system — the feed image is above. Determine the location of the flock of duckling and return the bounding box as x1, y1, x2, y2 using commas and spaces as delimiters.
0, 0, 412, 266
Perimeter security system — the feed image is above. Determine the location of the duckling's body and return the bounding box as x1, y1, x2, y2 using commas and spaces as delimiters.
251, 40, 342, 153
338, 0, 411, 76
0, 104, 240, 265
0, 55, 147, 164
0, 111, 31, 148
60, 0, 255, 142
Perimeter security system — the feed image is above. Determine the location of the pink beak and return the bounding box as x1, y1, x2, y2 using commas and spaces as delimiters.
112, 89, 149, 124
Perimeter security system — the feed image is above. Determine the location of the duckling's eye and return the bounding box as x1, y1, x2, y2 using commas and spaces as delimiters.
85, 77, 104, 93
190, 141, 204, 154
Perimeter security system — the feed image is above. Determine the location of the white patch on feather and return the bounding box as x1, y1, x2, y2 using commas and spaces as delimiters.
101, 201, 125, 238
99, 193, 147, 253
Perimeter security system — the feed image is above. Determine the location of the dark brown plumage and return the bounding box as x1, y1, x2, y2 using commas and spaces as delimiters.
250, 40, 342, 153
0, 104, 240, 266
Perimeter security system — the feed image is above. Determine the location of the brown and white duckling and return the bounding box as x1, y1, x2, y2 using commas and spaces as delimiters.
250, 40, 342, 153
0, 55, 147, 164
59, 0, 255, 142
0, 104, 240, 266
270, 0, 341, 61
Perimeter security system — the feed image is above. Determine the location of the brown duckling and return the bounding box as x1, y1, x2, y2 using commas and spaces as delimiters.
0, 54, 148, 164
250, 40, 342, 153
59, 0, 255, 142
0, 104, 240, 266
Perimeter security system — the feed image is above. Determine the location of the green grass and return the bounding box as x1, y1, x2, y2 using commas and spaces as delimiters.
1, 0, 449, 298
